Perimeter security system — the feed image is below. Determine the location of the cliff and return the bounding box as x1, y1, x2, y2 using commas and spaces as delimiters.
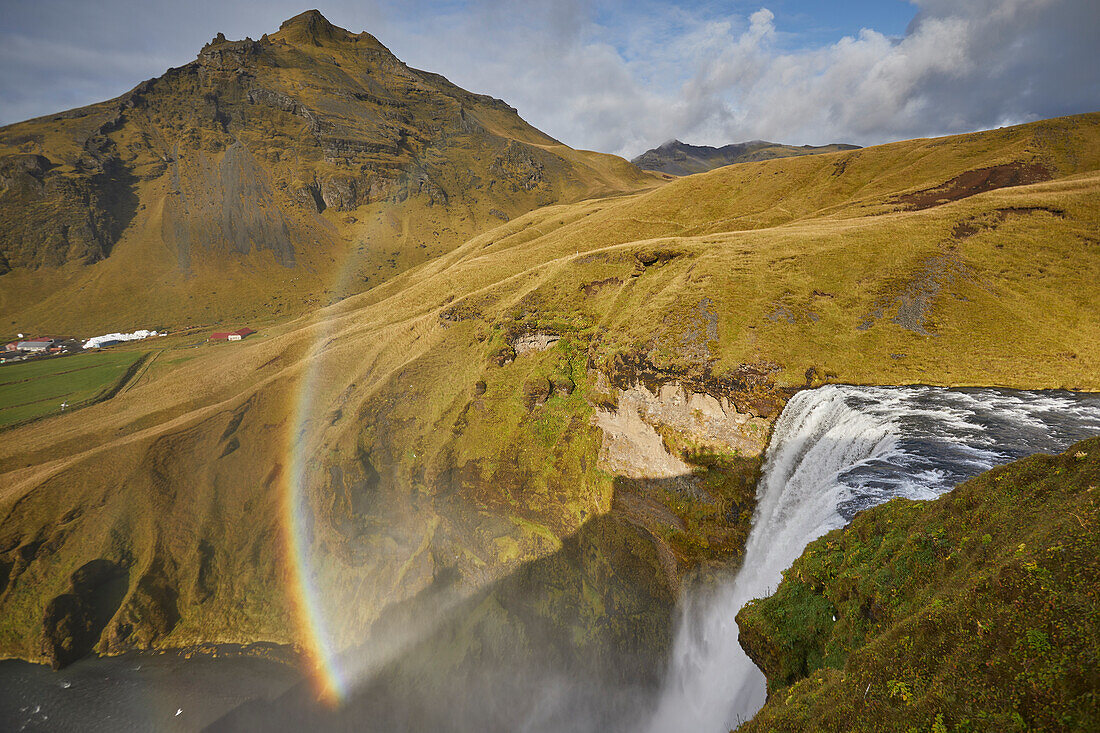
737, 437, 1100, 731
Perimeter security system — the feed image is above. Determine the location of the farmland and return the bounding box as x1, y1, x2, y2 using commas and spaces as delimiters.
0, 351, 146, 429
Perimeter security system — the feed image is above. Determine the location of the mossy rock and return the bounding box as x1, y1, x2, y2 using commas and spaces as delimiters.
737, 437, 1100, 732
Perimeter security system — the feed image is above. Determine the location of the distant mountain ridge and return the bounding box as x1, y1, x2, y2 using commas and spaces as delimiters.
632, 139, 860, 176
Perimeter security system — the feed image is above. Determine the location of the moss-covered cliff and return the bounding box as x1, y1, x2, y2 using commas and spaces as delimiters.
737, 437, 1100, 731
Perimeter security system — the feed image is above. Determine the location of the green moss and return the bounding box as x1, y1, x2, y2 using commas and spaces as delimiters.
737, 437, 1100, 732
615, 442, 762, 570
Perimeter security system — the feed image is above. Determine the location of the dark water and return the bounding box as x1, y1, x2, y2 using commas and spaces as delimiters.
0, 651, 300, 732
2, 387, 1098, 732
834, 387, 1100, 517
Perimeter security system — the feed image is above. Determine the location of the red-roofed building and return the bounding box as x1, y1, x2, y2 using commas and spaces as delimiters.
210, 328, 255, 342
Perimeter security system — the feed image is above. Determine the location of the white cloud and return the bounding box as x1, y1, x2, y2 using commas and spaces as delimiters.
2, 0, 1097, 157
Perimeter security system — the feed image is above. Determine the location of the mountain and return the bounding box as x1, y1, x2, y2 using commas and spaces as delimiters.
632, 139, 860, 176
0, 84, 1098, 715
0, 10, 655, 334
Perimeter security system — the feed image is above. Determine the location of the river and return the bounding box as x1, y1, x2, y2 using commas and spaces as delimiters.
0, 648, 300, 732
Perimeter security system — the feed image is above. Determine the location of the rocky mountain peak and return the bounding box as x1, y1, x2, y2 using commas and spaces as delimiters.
0, 7, 652, 324
280, 9, 335, 30
277, 9, 347, 46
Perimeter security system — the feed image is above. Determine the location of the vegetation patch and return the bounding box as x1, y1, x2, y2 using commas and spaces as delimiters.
737, 437, 1100, 732
0, 351, 145, 428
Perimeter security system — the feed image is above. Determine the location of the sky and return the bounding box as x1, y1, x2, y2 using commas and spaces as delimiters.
1, 0, 1097, 157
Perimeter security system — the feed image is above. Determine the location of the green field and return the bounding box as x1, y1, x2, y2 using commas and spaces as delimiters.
0, 351, 145, 428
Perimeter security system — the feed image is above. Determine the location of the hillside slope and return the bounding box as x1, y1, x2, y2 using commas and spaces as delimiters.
0, 113, 1097, 687
632, 139, 860, 176
736, 437, 1100, 732
0, 10, 654, 334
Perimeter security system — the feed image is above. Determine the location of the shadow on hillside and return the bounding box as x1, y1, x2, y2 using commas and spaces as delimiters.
206, 504, 692, 733
97, 161, 140, 260
42, 559, 129, 669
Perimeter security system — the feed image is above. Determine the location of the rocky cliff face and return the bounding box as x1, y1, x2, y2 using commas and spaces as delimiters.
0, 149, 135, 272
593, 376, 773, 589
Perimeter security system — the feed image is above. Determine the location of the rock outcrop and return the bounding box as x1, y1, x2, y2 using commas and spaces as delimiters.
591, 370, 774, 585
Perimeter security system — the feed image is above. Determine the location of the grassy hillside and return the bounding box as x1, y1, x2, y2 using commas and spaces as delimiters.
0, 113, 1097, 672
736, 436, 1100, 732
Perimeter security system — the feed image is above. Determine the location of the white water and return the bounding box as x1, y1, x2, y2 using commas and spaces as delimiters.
646, 384, 1100, 732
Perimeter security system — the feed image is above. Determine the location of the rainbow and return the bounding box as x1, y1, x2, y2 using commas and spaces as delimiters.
282, 333, 347, 703
274, 209, 438, 704
279, 252, 366, 704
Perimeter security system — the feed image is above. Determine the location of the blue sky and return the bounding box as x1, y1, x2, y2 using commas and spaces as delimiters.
1, 1, 1097, 156
605, 0, 917, 46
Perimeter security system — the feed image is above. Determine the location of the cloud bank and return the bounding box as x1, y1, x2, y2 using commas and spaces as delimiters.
388, 0, 1100, 155
2, 0, 1097, 157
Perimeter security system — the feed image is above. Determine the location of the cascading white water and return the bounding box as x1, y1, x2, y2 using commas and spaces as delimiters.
645, 384, 1100, 733
646, 386, 899, 731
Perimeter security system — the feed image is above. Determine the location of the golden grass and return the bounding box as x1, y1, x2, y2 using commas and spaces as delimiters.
0, 113, 1097, 663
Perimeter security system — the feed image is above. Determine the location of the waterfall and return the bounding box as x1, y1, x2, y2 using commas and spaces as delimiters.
645, 385, 1100, 733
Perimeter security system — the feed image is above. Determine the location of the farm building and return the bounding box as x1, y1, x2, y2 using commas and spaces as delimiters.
210, 328, 256, 342
16, 339, 55, 352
